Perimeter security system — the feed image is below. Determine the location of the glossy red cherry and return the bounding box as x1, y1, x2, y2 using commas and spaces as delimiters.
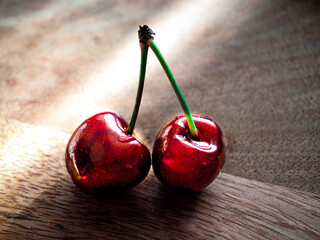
65, 112, 151, 195
152, 114, 225, 192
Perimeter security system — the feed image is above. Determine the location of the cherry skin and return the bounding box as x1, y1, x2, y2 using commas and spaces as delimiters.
65, 112, 151, 195
152, 114, 225, 192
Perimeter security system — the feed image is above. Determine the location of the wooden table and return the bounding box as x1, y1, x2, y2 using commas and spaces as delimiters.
0, 0, 319, 195
1, 0, 320, 238
1, 117, 319, 239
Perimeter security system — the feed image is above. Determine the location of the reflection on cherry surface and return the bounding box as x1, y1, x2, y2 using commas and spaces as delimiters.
152, 114, 225, 192
66, 112, 151, 195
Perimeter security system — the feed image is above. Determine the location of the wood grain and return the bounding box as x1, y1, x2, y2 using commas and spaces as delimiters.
0, 117, 319, 239
0, 0, 319, 194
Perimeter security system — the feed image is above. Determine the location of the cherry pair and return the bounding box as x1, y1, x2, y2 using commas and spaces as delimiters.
65, 25, 225, 195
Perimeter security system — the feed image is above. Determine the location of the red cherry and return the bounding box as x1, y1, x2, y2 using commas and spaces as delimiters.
152, 114, 225, 192
65, 112, 151, 195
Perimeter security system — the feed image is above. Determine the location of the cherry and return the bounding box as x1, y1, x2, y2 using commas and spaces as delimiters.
65, 26, 152, 195
65, 25, 226, 194
65, 112, 151, 195
66, 112, 151, 194
152, 114, 225, 191
143, 25, 226, 191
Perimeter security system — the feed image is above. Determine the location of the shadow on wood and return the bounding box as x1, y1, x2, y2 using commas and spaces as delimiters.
3, 170, 205, 239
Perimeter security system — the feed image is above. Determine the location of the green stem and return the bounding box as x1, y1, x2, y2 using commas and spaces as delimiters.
126, 43, 149, 135
147, 38, 198, 138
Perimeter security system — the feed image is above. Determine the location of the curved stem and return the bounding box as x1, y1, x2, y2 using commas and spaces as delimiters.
126, 43, 149, 135
147, 38, 198, 138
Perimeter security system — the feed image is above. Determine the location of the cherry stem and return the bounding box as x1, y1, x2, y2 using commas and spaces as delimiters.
147, 38, 199, 139
126, 43, 149, 135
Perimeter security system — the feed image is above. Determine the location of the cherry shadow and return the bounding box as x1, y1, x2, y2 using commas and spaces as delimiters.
5, 168, 205, 239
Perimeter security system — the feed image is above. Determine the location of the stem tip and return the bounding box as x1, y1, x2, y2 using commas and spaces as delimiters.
138, 25, 155, 43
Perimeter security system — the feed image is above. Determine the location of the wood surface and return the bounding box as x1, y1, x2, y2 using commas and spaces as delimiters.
0, 117, 319, 239
0, 0, 319, 194
0, 1, 319, 238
